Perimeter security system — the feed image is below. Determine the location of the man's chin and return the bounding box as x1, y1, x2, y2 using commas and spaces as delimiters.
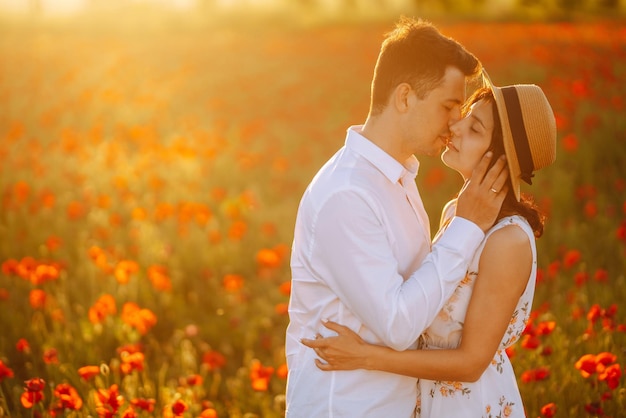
428, 145, 445, 157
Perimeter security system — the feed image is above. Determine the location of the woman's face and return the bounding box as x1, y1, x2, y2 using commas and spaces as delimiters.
441, 98, 495, 180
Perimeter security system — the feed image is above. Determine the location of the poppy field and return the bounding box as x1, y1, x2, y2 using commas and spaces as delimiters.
0, 14, 625, 418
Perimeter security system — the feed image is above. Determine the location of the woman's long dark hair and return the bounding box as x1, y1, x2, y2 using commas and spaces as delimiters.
463, 87, 546, 238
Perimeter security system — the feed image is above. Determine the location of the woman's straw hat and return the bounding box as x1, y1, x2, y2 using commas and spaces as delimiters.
482, 71, 557, 201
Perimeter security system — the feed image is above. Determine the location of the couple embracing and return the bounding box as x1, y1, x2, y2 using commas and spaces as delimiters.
285, 16, 556, 418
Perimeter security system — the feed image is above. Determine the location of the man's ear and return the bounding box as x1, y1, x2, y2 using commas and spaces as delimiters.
393, 83, 413, 113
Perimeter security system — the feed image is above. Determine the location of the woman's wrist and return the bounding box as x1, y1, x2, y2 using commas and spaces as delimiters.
361, 343, 381, 371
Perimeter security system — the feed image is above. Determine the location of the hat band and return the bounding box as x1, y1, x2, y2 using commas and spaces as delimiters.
502, 87, 535, 185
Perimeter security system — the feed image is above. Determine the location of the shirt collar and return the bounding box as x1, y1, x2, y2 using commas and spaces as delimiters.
346, 125, 420, 184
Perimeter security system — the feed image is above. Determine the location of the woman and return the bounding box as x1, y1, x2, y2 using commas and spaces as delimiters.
301, 76, 557, 417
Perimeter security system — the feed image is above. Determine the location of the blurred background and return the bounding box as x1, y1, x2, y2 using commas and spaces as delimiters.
1, 0, 625, 20
0, 1, 625, 417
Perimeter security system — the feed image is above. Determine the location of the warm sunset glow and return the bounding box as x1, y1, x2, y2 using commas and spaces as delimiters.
0, 0, 624, 415
0, 0, 282, 15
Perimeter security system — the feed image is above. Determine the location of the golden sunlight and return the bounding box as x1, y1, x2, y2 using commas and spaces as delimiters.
0, 0, 289, 15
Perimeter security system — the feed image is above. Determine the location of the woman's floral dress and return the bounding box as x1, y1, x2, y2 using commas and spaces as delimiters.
416, 212, 536, 418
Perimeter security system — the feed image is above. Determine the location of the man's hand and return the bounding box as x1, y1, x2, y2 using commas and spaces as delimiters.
456, 152, 509, 232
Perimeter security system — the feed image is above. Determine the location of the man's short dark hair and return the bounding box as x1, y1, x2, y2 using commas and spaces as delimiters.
369, 17, 481, 116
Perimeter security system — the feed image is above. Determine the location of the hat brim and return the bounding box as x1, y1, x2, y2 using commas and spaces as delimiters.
482, 71, 522, 201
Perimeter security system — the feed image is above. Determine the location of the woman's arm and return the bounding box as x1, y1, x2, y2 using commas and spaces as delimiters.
301, 224, 532, 382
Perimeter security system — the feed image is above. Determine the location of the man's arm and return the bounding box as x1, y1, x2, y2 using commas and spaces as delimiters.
302, 225, 533, 382
308, 153, 507, 350
308, 190, 483, 351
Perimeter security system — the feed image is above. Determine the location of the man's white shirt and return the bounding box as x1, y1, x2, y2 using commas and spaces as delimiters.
285, 126, 484, 417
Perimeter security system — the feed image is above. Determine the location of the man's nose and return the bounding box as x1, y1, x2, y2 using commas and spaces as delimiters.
448, 119, 461, 136
449, 107, 462, 124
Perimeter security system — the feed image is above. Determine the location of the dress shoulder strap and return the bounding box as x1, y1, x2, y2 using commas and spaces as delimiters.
487, 215, 534, 243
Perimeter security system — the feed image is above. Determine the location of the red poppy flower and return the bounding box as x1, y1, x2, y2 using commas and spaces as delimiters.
43, 347, 59, 365
536, 321, 556, 336
540, 402, 557, 418
228, 220, 247, 241
562, 249, 581, 269
171, 399, 188, 416
616, 221, 626, 243
505, 346, 516, 359
78, 365, 101, 381
561, 133, 578, 153
275, 302, 289, 315
16, 338, 30, 353
29, 289, 47, 310
279, 281, 291, 296
89, 294, 117, 324
575, 354, 597, 378
45, 235, 63, 252
50, 383, 83, 412
147, 265, 172, 292
120, 352, 144, 374
587, 304, 602, 324
424, 166, 447, 189
120, 303, 157, 335
200, 408, 218, 418
13, 180, 30, 203
520, 370, 534, 383
114, 260, 139, 285
256, 248, 281, 269
596, 352, 617, 367
120, 406, 138, 418
94, 384, 124, 417
520, 334, 541, 350
67, 200, 86, 220
250, 359, 274, 391
21, 378, 45, 408
185, 374, 203, 386
131, 397, 155, 412
0, 360, 14, 382
2, 259, 19, 276
593, 269, 609, 282
29, 263, 60, 285
223, 274, 244, 292
276, 363, 288, 379
202, 350, 226, 371
574, 271, 588, 287
598, 363, 622, 389
583, 201, 597, 218
546, 261, 560, 278
534, 366, 550, 381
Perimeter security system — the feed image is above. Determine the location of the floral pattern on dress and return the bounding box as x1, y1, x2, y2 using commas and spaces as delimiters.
417, 215, 537, 418
485, 396, 516, 418
500, 301, 531, 349
429, 380, 471, 398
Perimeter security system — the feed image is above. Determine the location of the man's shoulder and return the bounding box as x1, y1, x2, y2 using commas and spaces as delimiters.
312, 157, 376, 189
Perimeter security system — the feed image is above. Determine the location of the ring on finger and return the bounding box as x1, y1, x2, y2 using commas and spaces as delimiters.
490, 187, 498, 193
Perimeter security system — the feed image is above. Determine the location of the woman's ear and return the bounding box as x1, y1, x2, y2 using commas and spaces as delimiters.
393, 83, 413, 113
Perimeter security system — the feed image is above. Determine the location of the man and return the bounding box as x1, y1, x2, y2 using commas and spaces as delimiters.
285, 17, 509, 417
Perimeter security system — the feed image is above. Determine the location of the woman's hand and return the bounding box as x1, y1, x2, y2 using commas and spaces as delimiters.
300, 320, 372, 371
